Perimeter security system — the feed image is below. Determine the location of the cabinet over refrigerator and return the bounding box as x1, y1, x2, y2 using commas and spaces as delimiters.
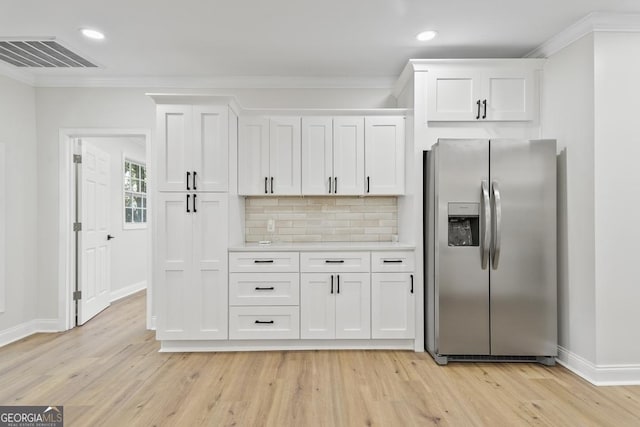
425, 138, 557, 365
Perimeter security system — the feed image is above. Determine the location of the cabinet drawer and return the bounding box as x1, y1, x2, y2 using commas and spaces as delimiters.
371, 251, 415, 272
229, 306, 300, 340
229, 252, 299, 272
229, 273, 299, 306
300, 252, 370, 273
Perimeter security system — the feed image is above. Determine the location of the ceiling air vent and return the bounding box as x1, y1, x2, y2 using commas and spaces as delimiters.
0, 39, 97, 68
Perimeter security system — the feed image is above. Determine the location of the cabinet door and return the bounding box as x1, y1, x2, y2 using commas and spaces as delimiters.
192, 106, 228, 192
364, 117, 405, 195
484, 69, 535, 121
333, 117, 364, 195
238, 117, 270, 195
426, 70, 482, 121
301, 117, 333, 195
269, 117, 301, 195
155, 193, 192, 340
157, 105, 192, 191
371, 273, 415, 339
335, 273, 370, 339
301, 273, 335, 339
191, 193, 228, 339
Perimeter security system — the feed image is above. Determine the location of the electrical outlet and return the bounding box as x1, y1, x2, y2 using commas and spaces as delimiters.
267, 218, 275, 233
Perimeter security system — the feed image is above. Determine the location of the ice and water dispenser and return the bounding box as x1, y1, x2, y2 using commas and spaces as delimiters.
447, 203, 480, 247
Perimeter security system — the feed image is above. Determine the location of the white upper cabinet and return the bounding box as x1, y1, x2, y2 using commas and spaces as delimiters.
238, 116, 301, 195
157, 105, 229, 192
364, 116, 405, 195
192, 106, 229, 192
238, 117, 270, 195
301, 116, 365, 195
301, 117, 333, 195
333, 117, 365, 195
157, 105, 191, 192
269, 117, 301, 195
427, 66, 536, 121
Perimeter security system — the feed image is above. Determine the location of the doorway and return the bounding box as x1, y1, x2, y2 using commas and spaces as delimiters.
58, 129, 152, 330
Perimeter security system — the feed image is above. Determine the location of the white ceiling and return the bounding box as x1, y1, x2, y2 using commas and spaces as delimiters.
1, 0, 639, 85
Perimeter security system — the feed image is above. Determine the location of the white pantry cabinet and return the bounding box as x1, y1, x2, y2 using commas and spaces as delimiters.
300, 273, 371, 339
364, 116, 405, 195
156, 192, 228, 340
157, 105, 229, 192
426, 67, 536, 121
238, 116, 301, 195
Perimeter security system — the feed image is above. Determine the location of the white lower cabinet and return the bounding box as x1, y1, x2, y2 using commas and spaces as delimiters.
229, 273, 299, 306
300, 272, 371, 339
221, 249, 413, 347
371, 273, 415, 339
156, 193, 228, 340
229, 306, 300, 340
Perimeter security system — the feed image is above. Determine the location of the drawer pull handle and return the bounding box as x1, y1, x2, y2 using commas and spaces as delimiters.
325, 260, 345, 264
254, 260, 274, 264
255, 286, 275, 291
383, 259, 403, 263
410, 274, 414, 294
255, 320, 274, 324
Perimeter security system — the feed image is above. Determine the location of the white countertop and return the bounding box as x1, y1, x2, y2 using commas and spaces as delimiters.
228, 242, 415, 252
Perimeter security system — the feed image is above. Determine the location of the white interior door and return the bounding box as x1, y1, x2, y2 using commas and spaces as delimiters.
78, 142, 111, 325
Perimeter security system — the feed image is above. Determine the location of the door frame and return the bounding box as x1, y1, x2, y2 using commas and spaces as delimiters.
58, 128, 153, 331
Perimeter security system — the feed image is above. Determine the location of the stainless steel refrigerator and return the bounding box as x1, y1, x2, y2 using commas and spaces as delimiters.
425, 139, 557, 365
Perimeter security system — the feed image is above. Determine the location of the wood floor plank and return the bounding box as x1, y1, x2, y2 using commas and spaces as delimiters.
1, 290, 639, 426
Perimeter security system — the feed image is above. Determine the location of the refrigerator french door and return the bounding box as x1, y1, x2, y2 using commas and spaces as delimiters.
425, 139, 557, 364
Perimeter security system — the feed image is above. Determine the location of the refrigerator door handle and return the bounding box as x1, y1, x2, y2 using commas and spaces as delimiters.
481, 180, 491, 269
492, 181, 502, 270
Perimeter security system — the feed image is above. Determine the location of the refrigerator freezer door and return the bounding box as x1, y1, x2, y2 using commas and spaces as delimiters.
489, 139, 557, 356
436, 139, 490, 355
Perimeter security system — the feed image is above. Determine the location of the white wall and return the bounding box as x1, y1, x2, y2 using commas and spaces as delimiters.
593, 32, 640, 366
541, 34, 597, 364
542, 31, 640, 382
34, 87, 395, 322
83, 137, 148, 299
0, 75, 38, 333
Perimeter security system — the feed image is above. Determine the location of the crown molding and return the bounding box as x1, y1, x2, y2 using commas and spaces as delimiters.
28, 74, 397, 89
526, 12, 640, 58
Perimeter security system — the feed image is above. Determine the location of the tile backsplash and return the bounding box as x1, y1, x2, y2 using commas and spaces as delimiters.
245, 197, 398, 243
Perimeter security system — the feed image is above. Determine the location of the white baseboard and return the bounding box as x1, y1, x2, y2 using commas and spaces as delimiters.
110, 280, 147, 302
159, 339, 415, 353
0, 319, 61, 348
148, 315, 157, 331
557, 346, 640, 386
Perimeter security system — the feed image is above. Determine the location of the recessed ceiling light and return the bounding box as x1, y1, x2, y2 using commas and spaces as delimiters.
81, 28, 105, 40
416, 30, 438, 42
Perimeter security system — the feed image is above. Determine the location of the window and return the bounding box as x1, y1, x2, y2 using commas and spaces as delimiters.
124, 158, 147, 228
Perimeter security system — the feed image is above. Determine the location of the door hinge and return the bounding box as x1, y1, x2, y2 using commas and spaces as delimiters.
73, 154, 82, 164
73, 222, 82, 232
73, 291, 82, 300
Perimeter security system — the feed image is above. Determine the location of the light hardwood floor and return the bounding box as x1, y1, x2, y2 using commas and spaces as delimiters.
1, 291, 639, 426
